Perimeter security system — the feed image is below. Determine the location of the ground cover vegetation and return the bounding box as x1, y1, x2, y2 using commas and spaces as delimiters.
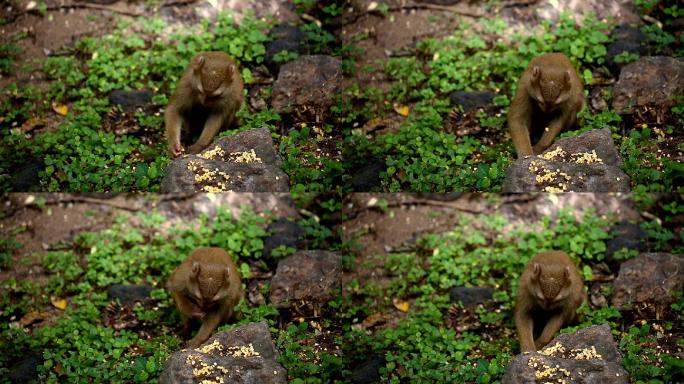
0, 1, 681, 192
0, 197, 347, 383
340, 195, 684, 382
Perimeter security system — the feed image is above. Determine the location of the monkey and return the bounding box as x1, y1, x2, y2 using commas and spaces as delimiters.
165, 51, 244, 157
514, 250, 586, 352
507, 53, 585, 158
167, 247, 244, 348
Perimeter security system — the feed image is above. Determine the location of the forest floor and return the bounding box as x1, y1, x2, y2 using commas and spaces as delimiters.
1, 0, 682, 192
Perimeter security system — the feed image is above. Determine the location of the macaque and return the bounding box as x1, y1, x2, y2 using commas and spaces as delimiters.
507, 53, 584, 158
165, 52, 244, 157
514, 250, 586, 352
167, 247, 244, 348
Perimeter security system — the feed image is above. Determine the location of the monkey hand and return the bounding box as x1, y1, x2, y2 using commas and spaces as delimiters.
187, 143, 205, 155
168, 141, 184, 158
190, 310, 206, 320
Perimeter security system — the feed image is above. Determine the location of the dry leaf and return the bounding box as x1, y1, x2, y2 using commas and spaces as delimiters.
52, 103, 68, 116
19, 310, 47, 327
355, 313, 387, 330
51, 296, 67, 310
21, 116, 47, 133
393, 298, 410, 312
393, 103, 410, 117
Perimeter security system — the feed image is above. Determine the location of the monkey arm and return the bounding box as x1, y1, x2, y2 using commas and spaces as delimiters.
164, 105, 183, 157
188, 112, 225, 154
534, 310, 569, 349
514, 300, 536, 352
508, 96, 534, 158
169, 288, 196, 323
186, 306, 226, 348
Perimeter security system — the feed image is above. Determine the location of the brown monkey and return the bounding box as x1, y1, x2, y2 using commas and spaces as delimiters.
507, 53, 584, 158
165, 52, 244, 157
514, 250, 586, 352
167, 247, 244, 348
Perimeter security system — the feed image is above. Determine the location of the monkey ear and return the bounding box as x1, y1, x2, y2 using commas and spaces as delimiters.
564, 69, 571, 83
531, 66, 541, 80
196, 55, 205, 69
191, 261, 201, 276
563, 266, 570, 279
532, 263, 541, 277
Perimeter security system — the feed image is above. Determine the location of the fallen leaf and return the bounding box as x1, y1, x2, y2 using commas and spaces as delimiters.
20, 116, 47, 133
393, 103, 410, 117
52, 103, 68, 116
19, 310, 48, 327
51, 296, 67, 310
393, 298, 410, 312
355, 313, 387, 330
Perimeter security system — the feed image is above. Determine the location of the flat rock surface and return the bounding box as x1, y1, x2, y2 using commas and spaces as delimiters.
611, 253, 684, 310
159, 321, 287, 384
271, 55, 343, 121
161, 128, 289, 193
503, 128, 630, 192
270, 250, 342, 310
612, 56, 684, 112
503, 324, 629, 384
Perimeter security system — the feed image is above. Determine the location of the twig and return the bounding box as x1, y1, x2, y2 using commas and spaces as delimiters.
8, 0, 200, 22
387, 3, 484, 17
385, 198, 486, 214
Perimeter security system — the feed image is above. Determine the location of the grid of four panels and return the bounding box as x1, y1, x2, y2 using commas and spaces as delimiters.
1, 0, 683, 383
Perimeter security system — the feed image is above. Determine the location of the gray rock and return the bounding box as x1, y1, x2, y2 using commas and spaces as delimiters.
161, 128, 289, 193
159, 321, 286, 384
107, 284, 153, 304
263, 218, 305, 258
265, 24, 308, 72
612, 56, 684, 112
611, 253, 684, 310
450, 287, 494, 306
109, 90, 153, 109
605, 221, 647, 263
503, 324, 629, 384
9, 159, 44, 192
270, 250, 342, 309
606, 25, 649, 73
271, 55, 342, 121
449, 91, 495, 111
502, 128, 630, 192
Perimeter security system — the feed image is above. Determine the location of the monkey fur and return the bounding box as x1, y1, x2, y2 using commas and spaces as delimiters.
507, 53, 585, 158
165, 51, 244, 157
167, 247, 244, 348
514, 250, 586, 352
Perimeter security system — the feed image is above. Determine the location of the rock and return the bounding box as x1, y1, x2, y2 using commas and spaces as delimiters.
159, 321, 286, 384
502, 128, 630, 192
605, 221, 646, 263
533, 0, 640, 25
9, 352, 42, 384
9, 159, 44, 191
271, 55, 343, 121
351, 355, 386, 384
503, 324, 629, 384
161, 128, 290, 193
107, 284, 153, 304
263, 218, 305, 258
350, 160, 384, 191
109, 90, 153, 109
612, 56, 684, 112
606, 25, 649, 73
270, 250, 342, 309
265, 24, 308, 72
611, 253, 684, 310
450, 287, 494, 306
449, 91, 495, 111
